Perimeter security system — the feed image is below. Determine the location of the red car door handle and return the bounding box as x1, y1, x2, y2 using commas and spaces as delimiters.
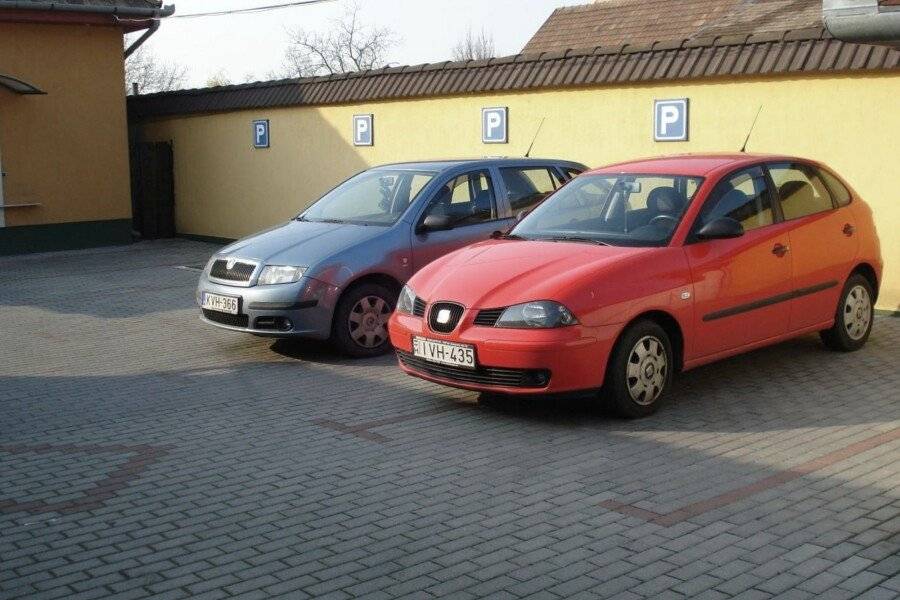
772, 243, 790, 257
843, 223, 855, 236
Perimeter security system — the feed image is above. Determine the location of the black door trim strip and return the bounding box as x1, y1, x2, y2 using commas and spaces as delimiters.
703, 280, 838, 322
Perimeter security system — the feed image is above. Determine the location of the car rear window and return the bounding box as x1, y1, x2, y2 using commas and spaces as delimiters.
768, 162, 835, 220
816, 167, 852, 207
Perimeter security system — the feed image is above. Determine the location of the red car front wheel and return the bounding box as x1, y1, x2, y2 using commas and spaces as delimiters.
605, 319, 674, 418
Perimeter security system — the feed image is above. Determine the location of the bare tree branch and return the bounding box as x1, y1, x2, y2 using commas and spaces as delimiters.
125, 45, 188, 95
281, 1, 398, 77
205, 69, 232, 88
452, 26, 496, 61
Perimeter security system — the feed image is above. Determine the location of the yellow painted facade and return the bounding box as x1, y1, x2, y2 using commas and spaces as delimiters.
136, 73, 899, 310
0, 21, 132, 227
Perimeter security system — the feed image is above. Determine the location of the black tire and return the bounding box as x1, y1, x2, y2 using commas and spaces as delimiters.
331, 283, 396, 358
819, 274, 875, 352
603, 319, 674, 418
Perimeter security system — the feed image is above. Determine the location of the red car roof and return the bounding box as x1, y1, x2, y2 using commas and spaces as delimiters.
589, 153, 805, 177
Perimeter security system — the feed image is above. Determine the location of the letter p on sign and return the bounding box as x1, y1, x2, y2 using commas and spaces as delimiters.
654, 99, 689, 142
252, 119, 269, 148
482, 107, 508, 144
353, 114, 373, 146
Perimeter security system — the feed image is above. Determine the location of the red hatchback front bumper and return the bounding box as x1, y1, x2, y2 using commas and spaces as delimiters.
388, 312, 622, 395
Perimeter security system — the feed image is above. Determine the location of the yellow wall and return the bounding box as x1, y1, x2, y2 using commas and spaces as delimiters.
0, 21, 131, 227
137, 73, 900, 310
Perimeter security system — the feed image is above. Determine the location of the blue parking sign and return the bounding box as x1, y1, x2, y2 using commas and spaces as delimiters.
654, 99, 689, 142
353, 114, 373, 146
482, 107, 508, 144
253, 119, 270, 148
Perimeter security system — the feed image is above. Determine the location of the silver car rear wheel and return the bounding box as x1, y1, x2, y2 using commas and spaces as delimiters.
348, 295, 391, 349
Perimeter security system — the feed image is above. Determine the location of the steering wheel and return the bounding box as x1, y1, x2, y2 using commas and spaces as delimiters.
647, 215, 678, 227
648, 214, 678, 229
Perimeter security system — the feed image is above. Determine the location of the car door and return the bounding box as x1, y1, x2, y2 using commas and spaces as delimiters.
767, 162, 859, 331
684, 165, 794, 357
411, 168, 514, 271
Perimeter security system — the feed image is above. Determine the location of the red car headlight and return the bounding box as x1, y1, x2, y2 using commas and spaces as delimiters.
495, 301, 578, 328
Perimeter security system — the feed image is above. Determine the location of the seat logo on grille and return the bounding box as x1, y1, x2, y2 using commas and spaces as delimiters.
436, 309, 451, 324
225, 258, 237, 270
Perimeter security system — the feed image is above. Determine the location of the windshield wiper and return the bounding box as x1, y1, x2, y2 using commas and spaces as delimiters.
499, 233, 526, 240
298, 217, 346, 224
548, 235, 610, 246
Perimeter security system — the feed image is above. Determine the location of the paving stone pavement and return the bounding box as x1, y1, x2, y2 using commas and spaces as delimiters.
0, 239, 898, 600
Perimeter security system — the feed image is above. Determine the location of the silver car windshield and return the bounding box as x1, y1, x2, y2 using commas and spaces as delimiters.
300, 169, 436, 226
512, 173, 704, 247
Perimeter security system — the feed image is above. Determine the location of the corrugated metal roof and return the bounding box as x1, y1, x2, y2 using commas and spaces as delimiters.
128, 28, 900, 120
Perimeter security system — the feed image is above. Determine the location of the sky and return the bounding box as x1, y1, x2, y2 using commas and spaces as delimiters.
131, 0, 576, 88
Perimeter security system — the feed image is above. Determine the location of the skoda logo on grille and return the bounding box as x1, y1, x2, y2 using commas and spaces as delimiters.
436, 309, 451, 324
225, 258, 237, 270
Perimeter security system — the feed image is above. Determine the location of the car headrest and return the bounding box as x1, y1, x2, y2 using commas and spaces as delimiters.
712, 188, 750, 219
433, 185, 453, 206
779, 180, 815, 205
647, 187, 686, 215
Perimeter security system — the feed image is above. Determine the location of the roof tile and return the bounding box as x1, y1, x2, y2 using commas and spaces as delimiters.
129, 29, 900, 119
522, 0, 823, 54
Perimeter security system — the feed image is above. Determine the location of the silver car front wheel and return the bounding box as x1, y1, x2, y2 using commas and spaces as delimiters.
348, 295, 391, 349
332, 282, 396, 357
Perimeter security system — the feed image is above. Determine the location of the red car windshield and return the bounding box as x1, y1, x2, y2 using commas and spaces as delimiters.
512, 174, 704, 247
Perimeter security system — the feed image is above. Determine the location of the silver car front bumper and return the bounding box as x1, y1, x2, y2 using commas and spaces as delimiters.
196, 275, 337, 339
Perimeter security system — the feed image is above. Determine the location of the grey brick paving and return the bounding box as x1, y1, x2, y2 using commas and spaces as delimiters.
0, 240, 899, 599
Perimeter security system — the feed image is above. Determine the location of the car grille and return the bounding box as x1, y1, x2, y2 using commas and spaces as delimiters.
210, 259, 256, 282
397, 351, 550, 388
202, 309, 249, 328
428, 302, 465, 333
413, 297, 427, 317
473, 308, 505, 327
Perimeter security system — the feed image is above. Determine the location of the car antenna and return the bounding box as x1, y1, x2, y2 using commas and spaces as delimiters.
740, 105, 763, 153
524, 117, 546, 158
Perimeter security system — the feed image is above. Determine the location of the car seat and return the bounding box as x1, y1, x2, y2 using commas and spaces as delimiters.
778, 180, 818, 219
470, 189, 493, 220
427, 185, 453, 217
647, 186, 686, 218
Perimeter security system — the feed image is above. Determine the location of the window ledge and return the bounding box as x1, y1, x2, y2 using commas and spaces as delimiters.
0, 203, 41, 209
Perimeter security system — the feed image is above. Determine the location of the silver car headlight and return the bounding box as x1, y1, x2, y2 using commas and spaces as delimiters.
495, 301, 578, 328
258, 265, 306, 285
396, 284, 416, 315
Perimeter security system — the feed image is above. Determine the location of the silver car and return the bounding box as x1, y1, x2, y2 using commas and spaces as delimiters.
197, 158, 586, 356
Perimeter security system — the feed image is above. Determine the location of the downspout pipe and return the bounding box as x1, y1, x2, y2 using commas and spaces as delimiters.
0, 1, 175, 18
823, 0, 900, 47
124, 18, 160, 58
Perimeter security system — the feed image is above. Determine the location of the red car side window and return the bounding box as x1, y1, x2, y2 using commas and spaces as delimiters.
695, 166, 775, 234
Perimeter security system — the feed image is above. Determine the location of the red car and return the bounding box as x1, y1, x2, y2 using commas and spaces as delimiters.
388, 154, 882, 417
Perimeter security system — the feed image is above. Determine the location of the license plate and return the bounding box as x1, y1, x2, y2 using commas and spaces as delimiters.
201, 292, 240, 315
412, 336, 476, 369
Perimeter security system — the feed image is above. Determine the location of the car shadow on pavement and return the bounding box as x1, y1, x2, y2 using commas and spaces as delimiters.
475, 321, 900, 433
268, 339, 398, 367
